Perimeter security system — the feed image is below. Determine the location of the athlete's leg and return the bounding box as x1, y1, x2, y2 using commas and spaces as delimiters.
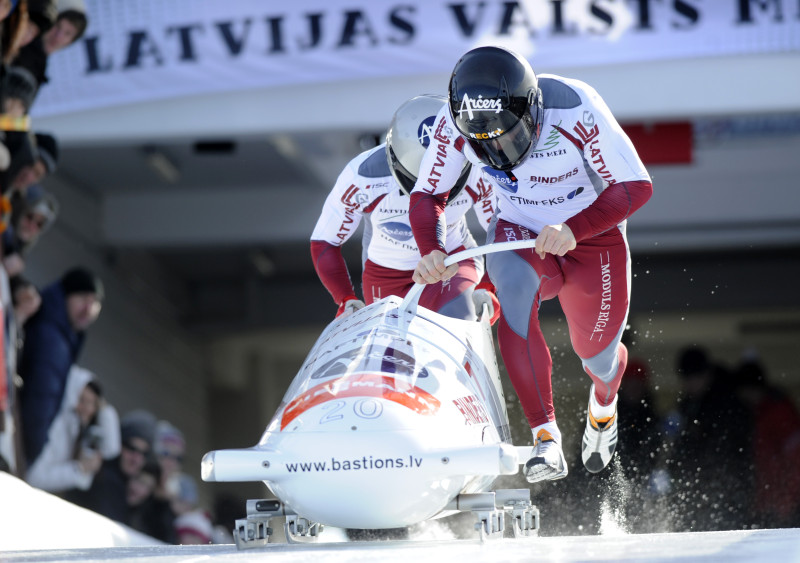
558, 229, 631, 406
361, 260, 414, 305
488, 220, 563, 427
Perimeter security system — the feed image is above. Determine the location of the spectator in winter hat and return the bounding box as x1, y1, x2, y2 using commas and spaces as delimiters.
1, 66, 38, 117
18, 266, 103, 465
60, 266, 104, 329
67, 409, 158, 523
174, 509, 214, 545
120, 410, 157, 452
7, 131, 58, 194
2, 184, 59, 276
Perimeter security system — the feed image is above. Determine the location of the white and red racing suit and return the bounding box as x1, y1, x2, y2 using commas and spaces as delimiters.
311, 143, 496, 320
409, 74, 653, 428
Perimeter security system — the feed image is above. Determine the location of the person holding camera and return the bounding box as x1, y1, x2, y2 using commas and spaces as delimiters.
25, 364, 120, 493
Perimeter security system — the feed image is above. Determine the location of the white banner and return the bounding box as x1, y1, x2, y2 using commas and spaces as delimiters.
32, 0, 800, 118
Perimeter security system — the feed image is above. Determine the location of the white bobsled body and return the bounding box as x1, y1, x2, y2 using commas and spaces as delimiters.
202, 293, 522, 529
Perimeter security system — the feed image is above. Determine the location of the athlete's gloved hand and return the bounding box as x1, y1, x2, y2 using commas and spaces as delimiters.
413, 250, 457, 284
336, 298, 366, 318
472, 288, 501, 325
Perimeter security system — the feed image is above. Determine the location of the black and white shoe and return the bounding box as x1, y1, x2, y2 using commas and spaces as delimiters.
581, 386, 619, 473
524, 427, 568, 483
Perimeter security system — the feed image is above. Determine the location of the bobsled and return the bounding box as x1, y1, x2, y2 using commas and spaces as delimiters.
201, 242, 540, 547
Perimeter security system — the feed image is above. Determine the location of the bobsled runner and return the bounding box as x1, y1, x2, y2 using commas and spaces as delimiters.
201, 242, 541, 548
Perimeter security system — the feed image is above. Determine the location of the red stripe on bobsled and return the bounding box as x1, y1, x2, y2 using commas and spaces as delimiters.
280, 373, 441, 430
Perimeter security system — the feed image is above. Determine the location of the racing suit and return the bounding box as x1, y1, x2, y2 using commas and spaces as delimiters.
311, 143, 496, 320
409, 75, 653, 427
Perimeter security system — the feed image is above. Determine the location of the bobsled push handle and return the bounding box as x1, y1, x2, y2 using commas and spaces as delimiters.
400, 239, 538, 313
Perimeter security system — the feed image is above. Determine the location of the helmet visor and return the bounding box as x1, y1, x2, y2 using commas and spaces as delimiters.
387, 143, 417, 196
465, 112, 535, 171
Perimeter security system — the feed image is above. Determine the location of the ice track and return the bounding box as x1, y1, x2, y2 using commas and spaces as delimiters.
1, 473, 799, 562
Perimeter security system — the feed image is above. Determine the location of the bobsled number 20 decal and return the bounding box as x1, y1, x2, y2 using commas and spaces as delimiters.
280, 373, 441, 430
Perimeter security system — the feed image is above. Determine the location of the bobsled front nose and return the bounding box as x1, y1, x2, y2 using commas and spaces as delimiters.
201, 448, 278, 482
201, 451, 216, 482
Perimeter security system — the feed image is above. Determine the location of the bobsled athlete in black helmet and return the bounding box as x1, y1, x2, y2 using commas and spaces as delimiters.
310, 94, 500, 323
449, 46, 544, 172
410, 46, 653, 482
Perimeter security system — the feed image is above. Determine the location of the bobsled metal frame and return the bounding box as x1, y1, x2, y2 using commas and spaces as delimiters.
233, 489, 539, 548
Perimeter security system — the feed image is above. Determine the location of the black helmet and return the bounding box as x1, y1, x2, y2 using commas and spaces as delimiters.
386, 94, 470, 197
448, 46, 543, 171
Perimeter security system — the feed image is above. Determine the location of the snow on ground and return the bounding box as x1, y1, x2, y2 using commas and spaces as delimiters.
0, 472, 163, 551
2, 471, 799, 562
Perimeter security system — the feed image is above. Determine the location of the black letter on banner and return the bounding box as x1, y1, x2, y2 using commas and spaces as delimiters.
84, 36, 113, 73
737, 0, 784, 23
167, 24, 204, 61
266, 16, 284, 53
388, 5, 415, 44
449, 2, 487, 37
498, 2, 536, 37
551, 0, 578, 35
124, 31, 165, 69
298, 13, 323, 50
589, 3, 613, 32
628, 0, 652, 30
216, 20, 252, 56
339, 10, 379, 47
672, 1, 700, 29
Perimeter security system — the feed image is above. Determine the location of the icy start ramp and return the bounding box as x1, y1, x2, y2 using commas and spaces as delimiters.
2, 528, 799, 562
0, 472, 162, 551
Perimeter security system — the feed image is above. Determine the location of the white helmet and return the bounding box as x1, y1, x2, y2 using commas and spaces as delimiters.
385, 94, 470, 197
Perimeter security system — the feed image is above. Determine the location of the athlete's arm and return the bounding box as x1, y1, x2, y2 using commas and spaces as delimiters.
310, 160, 366, 304
556, 84, 653, 243
409, 107, 469, 282
310, 240, 357, 306
565, 179, 653, 242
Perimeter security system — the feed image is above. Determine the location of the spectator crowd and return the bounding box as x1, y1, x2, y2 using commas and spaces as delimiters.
0, 0, 222, 545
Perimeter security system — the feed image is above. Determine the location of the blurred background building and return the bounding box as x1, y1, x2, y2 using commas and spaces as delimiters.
26, 0, 800, 523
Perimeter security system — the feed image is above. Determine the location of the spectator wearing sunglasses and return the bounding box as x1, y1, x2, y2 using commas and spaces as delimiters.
5, 132, 58, 195
66, 409, 158, 524
2, 184, 58, 277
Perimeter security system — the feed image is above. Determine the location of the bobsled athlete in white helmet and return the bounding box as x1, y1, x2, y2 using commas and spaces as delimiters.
310, 94, 500, 323
410, 46, 653, 482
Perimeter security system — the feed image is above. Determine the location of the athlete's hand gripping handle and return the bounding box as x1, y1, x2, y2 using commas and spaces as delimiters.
401, 240, 538, 316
